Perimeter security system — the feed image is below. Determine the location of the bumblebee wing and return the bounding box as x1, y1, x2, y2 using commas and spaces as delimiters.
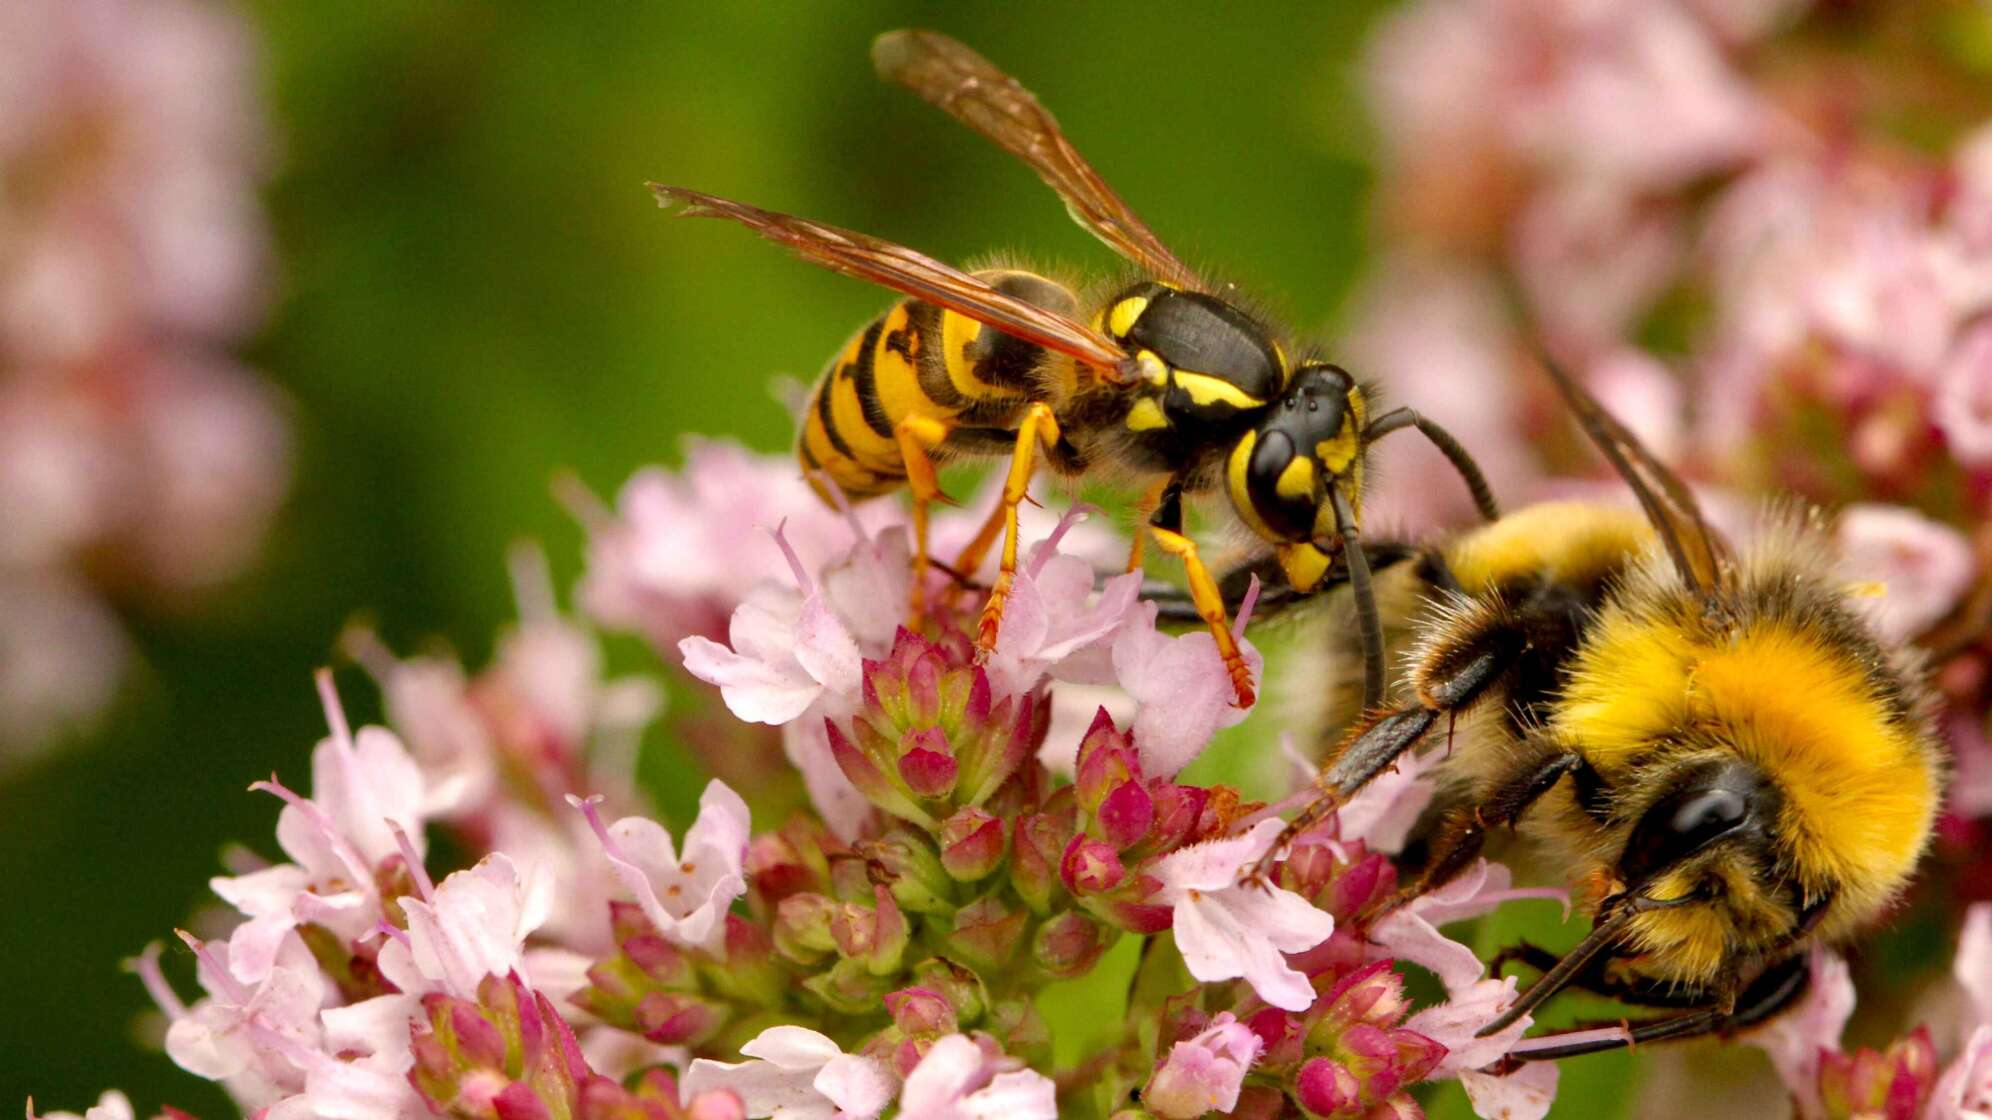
1540, 353, 1731, 600
872, 29, 1198, 288
652, 185, 1133, 376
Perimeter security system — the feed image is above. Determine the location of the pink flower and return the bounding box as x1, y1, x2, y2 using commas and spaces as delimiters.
378, 852, 553, 1001
895, 1034, 1057, 1120
678, 523, 889, 836
1405, 977, 1558, 1120
1369, 860, 1568, 996
26, 1091, 135, 1120
1142, 1011, 1261, 1119
211, 677, 435, 982
1149, 818, 1338, 1011
1751, 948, 1855, 1118
1324, 737, 1438, 855
570, 779, 750, 953
1932, 906, 1992, 1120
1835, 504, 1976, 642
578, 440, 895, 650
681, 1025, 896, 1120
1110, 601, 1263, 778
979, 506, 1142, 700
159, 930, 329, 1109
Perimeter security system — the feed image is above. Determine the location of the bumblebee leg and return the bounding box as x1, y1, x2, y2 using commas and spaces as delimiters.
1365, 407, 1500, 522
1386, 750, 1585, 907
895, 416, 956, 619
1489, 943, 1712, 1010
1147, 479, 1257, 709
1251, 617, 1521, 880
1495, 953, 1808, 1067
976, 402, 1062, 651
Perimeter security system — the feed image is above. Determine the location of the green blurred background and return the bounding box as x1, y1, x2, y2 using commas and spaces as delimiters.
1, 4, 1647, 1115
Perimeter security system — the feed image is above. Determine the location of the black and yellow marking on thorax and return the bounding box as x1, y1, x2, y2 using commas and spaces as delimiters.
1097, 282, 1287, 438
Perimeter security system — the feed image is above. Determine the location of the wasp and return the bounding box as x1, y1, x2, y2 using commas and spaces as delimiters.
1237, 356, 1945, 1062
651, 29, 1497, 708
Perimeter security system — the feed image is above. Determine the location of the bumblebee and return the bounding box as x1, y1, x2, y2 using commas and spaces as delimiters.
1251, 357, 1944, 1060
650, 29, 1497, 709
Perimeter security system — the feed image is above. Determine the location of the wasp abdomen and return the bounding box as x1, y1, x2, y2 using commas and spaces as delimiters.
797, 270, 1078, 502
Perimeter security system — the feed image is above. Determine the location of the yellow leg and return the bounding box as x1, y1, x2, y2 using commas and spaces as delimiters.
1126, 479, 1168, 573
938, 498, 1007, 613
895, 416, 953, 619
976, 403, 1061, 651
1149, 527, 1257, 709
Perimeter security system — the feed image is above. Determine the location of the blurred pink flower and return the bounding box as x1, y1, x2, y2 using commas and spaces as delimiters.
1835, 504, 1977, 642
681, 1025, 896, 1120
0, 0, 288, 756
0, 570, 129, 761
896, 1034, 1057, 1120
1341, 258, 1539, 536
570, 780, 750, 954
1514, 182, 1685, 350
1937, 320, 1992, 469
1142, 1011, 1261, 1119
1149, 818, 1338, 1011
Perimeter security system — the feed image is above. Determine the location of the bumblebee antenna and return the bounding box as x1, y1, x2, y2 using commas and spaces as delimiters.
1535, 351, 1727, 601
1327, 484, 1385, 711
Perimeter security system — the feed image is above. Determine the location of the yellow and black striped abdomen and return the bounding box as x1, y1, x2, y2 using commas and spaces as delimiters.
797, 270, 1077, 502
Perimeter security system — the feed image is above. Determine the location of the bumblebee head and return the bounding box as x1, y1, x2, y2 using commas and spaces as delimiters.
1604, 757, 1821, 983
1102, 283, 1284, 432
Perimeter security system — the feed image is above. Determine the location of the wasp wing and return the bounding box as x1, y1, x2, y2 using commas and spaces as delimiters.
652, 185, 1133, 377
1539, 353, 1731, 601
873, 29, 1199, 288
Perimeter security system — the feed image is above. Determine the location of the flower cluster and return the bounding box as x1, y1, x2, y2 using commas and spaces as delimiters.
0, 0, 289, 762
32, 442, 1608, 1120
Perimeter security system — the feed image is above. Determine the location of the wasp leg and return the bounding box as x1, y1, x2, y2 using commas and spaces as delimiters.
1386, 749, 1586, 907
1365, 407, 1500, 522
1146, 478, 1256, 709
895, 415, 957, 619
1489, 942, 1711, 1010
1494, 953, 1809, 1067
975, 402, 1063, 651
1126, 478, 1169, 573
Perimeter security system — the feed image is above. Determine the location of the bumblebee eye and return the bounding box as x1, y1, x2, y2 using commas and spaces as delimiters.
1619, 764, 1766, 885
1669, 789, 1746, 837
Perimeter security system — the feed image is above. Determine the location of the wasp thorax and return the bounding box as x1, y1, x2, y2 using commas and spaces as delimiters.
1104, 282, 1282, 433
